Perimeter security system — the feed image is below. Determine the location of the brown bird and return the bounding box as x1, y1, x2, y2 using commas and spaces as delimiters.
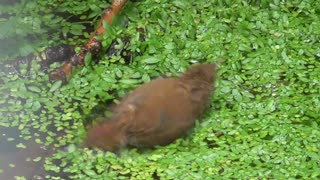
85, 63, 217, 152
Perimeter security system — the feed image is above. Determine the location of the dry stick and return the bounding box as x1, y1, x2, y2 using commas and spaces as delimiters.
48, 0, 128, 84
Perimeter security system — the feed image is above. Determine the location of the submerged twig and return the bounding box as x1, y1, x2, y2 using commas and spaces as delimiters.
48, 0, 128, 84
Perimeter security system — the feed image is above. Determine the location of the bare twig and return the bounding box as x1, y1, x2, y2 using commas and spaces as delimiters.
49, 0, 128, 84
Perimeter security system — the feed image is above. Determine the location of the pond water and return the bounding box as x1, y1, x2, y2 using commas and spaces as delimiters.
0, 125, 66, 179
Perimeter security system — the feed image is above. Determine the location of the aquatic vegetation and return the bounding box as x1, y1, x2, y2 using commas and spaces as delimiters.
0, 0, 319, 179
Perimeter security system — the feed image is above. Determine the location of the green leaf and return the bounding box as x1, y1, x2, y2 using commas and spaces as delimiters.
164, 42, 175, 50
144, 57, 160, 64
232, 89, 243, 102
33, 156, 42, 162
68, 144, 77, 153
84, 52, 92, 66
31, 100, 41, 110
83, 169, 97, 176
119, 79, 140, 84
28, 86, 41, 93
49, 81, 62, 92
16, 143, 26, 149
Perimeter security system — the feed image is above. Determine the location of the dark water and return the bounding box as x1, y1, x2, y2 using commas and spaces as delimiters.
0, 126, 62, 179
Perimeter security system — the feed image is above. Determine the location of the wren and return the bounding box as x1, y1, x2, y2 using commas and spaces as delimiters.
85, 63, 217, 152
